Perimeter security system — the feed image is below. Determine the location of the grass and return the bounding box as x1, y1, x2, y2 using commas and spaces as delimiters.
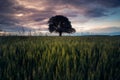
0, 36, 120, 80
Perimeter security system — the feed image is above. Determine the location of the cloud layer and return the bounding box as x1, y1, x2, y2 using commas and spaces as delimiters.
0, 0, 120, 34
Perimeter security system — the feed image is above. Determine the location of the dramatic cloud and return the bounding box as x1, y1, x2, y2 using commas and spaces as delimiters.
0, 0, 17, 25
0, 0, 16, 13
0, 0, 120, 35
0, 0, 25, 28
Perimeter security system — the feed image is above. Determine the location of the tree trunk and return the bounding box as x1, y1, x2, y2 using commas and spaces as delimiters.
59, 32, 62, 36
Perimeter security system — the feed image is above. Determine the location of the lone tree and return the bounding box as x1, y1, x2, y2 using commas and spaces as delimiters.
48, 15, 76, 36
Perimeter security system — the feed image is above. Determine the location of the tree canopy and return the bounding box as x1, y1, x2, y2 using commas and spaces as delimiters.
48, 15, 75, 36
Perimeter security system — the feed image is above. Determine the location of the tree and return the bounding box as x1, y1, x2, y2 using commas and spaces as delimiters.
48, 15, 76, 36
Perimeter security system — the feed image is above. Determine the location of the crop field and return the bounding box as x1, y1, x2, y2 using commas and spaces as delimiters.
0, 36, 120, 80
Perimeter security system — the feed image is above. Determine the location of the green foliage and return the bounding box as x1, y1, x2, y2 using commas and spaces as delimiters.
0, 36, 120, 80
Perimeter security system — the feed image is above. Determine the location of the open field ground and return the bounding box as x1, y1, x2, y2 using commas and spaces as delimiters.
0, 36, 120, 80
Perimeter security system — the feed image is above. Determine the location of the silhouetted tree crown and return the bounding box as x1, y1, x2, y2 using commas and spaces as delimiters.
48, 15, 76, 36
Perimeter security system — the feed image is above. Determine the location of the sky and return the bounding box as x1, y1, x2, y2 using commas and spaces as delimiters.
0, 0, 120, 35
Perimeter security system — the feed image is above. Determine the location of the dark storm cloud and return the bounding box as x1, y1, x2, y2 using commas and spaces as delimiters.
30, 11, 56, 22
0, 0, 16, 13
0, 0, 19, 26
0, 14, 18, 25
0, 0, 47, 31
97, 0, 120, 8
84, 8, 108, 17
14, 7, 56, 28
0, 0, 120, 32
1, 0, 120, 24
46, 0, 120, 17
57, 0, 120, 8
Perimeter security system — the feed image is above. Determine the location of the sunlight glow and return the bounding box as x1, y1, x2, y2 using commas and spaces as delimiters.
15, 13, 24, 17
16, 0, 46, 11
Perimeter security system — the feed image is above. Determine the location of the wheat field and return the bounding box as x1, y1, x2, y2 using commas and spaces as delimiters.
0, 36, 120, 80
